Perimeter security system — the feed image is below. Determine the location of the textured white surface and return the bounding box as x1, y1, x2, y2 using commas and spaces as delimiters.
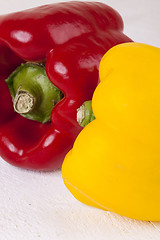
0, 0, 160, 239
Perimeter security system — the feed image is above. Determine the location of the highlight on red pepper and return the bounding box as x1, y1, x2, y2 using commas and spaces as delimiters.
0, 2, 132, 171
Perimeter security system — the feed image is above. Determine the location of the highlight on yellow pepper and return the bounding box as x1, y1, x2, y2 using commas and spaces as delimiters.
62, 42, 160, 221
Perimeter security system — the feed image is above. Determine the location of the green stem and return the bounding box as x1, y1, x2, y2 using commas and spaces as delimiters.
13, 87, 35, 114
77, 100, 95, 127
5, 63, 63, 123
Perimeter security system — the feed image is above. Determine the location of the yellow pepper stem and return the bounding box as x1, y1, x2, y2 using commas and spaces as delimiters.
77, 100, 95, 127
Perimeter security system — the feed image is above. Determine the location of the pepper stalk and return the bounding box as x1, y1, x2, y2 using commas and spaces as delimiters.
5, 63, 63, 123
77, 100, 95, 127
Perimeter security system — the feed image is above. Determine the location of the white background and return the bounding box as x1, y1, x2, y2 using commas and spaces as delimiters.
0, 0, 160, 240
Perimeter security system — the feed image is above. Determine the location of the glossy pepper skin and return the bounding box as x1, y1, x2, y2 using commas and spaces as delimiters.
62, 43, 160, 221
0, 2, 132, 170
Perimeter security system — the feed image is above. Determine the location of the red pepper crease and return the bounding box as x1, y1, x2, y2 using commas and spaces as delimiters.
0, 2, 132, 170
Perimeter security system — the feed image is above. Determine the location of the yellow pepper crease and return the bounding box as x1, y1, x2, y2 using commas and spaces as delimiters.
62, 42, 160, 221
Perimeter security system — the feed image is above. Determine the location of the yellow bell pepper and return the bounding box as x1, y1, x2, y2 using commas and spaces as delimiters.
62, 42, 160, 221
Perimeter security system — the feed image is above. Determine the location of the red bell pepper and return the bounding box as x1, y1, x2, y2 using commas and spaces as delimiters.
0, 2, 132, 170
